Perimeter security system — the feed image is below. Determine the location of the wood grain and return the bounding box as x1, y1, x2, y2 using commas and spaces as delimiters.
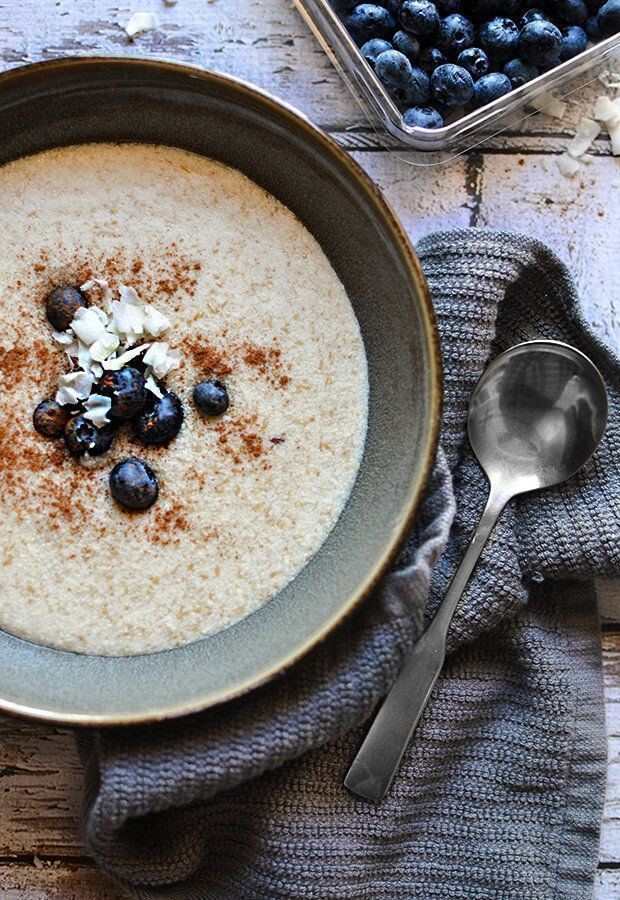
0, 0, 618, 896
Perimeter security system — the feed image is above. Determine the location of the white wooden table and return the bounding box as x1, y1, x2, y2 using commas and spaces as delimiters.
0, 2, 618, 897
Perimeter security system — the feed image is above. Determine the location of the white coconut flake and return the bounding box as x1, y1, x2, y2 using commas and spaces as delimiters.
143, 304, 171, 337
110, 285, 146, 344
567, 118, 601, 159
531, 92, 567, 120
609, 119, 620, 156
145, 373, 164, 399
594, 95, 620, 125
557, 153, 581, 178
90, 332, 121, 362
56, 371, 95, 406
125, 11, 160, 38
83, 394, 112, 428
71, 307, 109, 346
103, 342, 152, 371
52, 329, 75, 346
143, 342, 182, 378
80, 277, 114, 308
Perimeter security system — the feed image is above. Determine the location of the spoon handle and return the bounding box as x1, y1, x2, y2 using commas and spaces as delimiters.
344, 484, 509, 804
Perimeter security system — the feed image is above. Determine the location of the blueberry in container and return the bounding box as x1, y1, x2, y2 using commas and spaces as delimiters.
294, 0, 620, 155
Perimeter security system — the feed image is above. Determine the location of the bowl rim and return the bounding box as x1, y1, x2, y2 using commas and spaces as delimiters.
0, 56, 443, 726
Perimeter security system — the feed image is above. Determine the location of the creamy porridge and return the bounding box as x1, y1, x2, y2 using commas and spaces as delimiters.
0, 143, 368, 655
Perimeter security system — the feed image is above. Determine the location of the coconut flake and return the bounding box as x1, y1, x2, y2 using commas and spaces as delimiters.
145, 373, 164, 399
530, 92, 567, 120
83, 394, 112, 428
70, 307, 109, 346
143, 304, 171, 337
143, 342, 182, 378
110, 285, 146, 344
557, 153, 581, 178
567, 118, 601, 158
81, 277, 114, 309
52, 330, 75, 346
90, 332, 121, 362
103, 342, 152, 371
594, 95, 620, 125
56, 371, 95, 405
125, 11, 160, 38
609, 119, 620, 156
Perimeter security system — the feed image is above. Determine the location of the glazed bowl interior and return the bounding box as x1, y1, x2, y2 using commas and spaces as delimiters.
0, 58, 440, 725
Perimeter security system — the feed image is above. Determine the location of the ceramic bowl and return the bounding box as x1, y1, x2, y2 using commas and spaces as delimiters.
0, 58, 441, 724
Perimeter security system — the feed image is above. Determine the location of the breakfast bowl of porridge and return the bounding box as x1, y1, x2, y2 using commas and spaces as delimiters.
0, 58, 441, 724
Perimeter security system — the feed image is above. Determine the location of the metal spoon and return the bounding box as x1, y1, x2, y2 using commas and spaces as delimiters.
345, 339, 608, 804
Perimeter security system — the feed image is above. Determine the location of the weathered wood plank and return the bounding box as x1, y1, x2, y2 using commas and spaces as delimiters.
0, 862, 122, 899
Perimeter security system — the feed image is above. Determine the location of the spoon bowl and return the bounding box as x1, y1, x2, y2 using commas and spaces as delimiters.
469, 340, 608, 495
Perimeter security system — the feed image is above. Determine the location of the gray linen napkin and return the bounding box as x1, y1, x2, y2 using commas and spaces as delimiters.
78, 230, 620, 899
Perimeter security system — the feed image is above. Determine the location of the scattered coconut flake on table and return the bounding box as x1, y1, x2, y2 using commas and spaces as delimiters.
530, 92, 567, 120
556, 153, 582, 178
124, 11, 160, 38
567, 118, 601, 159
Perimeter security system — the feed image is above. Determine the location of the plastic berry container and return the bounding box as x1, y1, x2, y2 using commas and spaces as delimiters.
294, 0, 620, 157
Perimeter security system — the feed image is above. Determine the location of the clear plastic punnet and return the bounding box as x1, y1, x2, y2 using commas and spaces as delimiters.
295, 0, 620, 163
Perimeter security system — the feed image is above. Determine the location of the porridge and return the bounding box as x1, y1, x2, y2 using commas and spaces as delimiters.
0, 143, 368, 655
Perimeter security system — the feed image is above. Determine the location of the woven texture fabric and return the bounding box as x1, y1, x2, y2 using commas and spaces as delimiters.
79, 231, 620, 899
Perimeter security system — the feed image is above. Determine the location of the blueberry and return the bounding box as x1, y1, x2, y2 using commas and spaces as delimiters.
586, 12, 602, 35
473, 71, 513, 105
435, 0, 463, 12
503, 57, 539, 85
33, 400, 70, 439
360, 38, 393, 67
376, 48, 415, 86
98, 366, 146, 420
479, 18, 520, 61
470, 0, 521, 20
419, 45, 447, 70
437, 13, 475, 56
457, 46, 490, 78
403, 104, 445, 126
109, 458, 159, 511
376, 52, 431, 103
431, 62, 474, 105
598, 0, 620, 36
345, 4, 396, 43
134, 391, 184, 446
193, 379, 230, 416
519, 8, 548, 28
560, 24, 588, 57
518, 20, 563, 64
64, 415, 115, 457
392, 29, 421, 60
400, 0, 440, 37
401, 65, 432, 103
45, 285, 87, 332
381, 0, 402, 13
554, 0, 589, 22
